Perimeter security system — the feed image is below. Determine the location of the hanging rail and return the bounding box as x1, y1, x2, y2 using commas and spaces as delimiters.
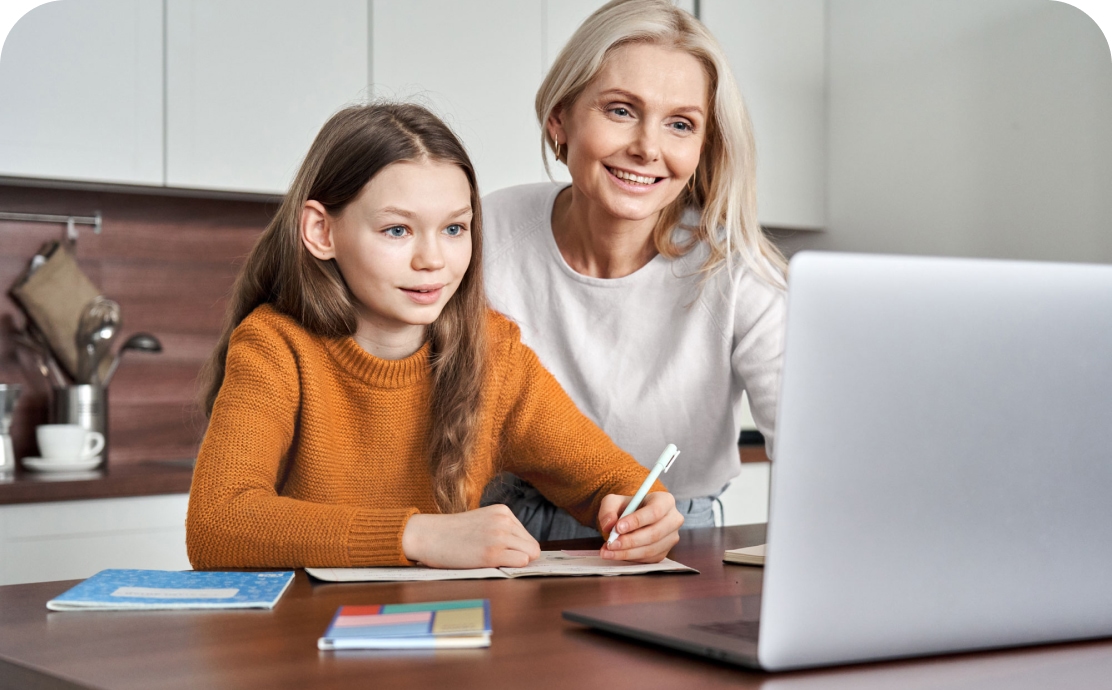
0, 211, 102, 242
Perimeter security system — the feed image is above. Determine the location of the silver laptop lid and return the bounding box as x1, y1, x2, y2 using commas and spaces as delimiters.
760, 252, 1112, 671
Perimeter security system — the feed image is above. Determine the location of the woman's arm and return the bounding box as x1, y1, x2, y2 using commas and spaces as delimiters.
731, 274, 788, 459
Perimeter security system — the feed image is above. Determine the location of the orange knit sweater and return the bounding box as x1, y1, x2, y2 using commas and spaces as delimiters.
186, 304, 662, 569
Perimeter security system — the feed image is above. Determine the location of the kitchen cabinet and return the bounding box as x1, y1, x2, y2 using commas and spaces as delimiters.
702, 0, 826, 230
165, 0, 369, 195
371, 0, 697, 194
0, 0, 163, 186
718, 460, 769, 526
0, 494, 190, 586
371, 0, 549, 195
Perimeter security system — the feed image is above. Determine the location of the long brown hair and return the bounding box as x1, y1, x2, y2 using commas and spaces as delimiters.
199, 103, 487, 514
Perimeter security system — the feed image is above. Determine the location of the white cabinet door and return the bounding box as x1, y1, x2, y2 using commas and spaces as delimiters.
166, 0, 369, 195
702, 0, 826, 230
372, 0, 547, 195
0, 0, 163, 186
0, 494, 190, 586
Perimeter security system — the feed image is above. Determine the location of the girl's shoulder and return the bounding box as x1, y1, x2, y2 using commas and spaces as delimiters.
237, 303, 304, 334
484, 308, 542, 371
231, 303, 319, 354
484, 307, 523, 347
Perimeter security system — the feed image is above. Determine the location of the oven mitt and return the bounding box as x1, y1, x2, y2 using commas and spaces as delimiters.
10, 241, 102, 381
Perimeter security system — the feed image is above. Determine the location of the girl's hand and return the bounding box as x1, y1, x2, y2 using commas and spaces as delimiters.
597, 492, 684, 563
402, 505, 541, 568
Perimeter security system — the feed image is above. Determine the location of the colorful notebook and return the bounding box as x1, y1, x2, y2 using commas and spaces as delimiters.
318, 599, 492, 650
46, 569, 295, 611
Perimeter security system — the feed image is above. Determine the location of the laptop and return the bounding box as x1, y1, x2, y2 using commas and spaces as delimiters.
563, 251, 1112, 671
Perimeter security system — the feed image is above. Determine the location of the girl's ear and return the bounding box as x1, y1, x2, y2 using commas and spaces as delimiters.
301, 200, 335, 260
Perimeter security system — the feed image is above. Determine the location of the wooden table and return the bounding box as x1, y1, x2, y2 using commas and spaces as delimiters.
2, 524, 1111, 689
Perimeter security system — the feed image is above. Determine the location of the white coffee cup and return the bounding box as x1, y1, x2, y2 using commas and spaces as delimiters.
36, 424, 105, 462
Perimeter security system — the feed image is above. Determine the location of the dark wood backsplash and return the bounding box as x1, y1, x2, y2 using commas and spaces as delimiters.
0, 183, 275, 465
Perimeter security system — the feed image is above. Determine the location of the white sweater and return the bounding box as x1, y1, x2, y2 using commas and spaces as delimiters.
482, 183, 786, 500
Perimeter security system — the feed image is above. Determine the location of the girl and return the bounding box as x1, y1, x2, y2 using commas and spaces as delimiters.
481, 0, 787, 539
186, 103, 683, 570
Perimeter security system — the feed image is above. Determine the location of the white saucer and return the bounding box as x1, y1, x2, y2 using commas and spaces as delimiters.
22, 457, 103, 472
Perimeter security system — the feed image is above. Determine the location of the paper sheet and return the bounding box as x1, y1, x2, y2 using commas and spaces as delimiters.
499, 551, 697, 577
306, 551, 697, 582
306, 566, 507, 582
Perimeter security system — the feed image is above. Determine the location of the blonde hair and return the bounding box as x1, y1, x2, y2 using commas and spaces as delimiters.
200, 103, 486, 514
536, 0, 787, 287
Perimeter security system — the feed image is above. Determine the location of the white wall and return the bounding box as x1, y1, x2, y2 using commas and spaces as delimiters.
782, 0, 1112, 263
703, 0, 827, 230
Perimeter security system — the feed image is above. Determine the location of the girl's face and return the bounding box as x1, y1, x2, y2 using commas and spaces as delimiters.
549, 42, 709, 225
303, 158, 473, 348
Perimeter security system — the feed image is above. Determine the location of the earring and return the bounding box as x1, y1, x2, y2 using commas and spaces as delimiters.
688, 166, 697, 193
554, 140, 562, 161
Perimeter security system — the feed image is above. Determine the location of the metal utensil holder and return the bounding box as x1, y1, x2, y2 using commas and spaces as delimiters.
52, 385, 107, 466
0, 383, 21, 475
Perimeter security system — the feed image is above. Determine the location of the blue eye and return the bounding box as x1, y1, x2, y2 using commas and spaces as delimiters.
443, 224, 465, 237
670, 121, 693, 133
385, 226, 408, 238
610, 106, 632, 118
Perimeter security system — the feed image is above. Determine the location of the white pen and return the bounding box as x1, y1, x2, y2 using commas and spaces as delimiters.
606, 443, 681, 546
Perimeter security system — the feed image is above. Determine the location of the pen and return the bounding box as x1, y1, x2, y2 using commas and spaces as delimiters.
606, 443, 681, 546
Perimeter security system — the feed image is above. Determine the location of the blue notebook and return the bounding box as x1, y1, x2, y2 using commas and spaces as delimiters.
318, 599, 492, 650
46, 569, 295, 611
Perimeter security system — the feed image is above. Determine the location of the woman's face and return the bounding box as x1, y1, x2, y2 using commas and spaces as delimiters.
550, 42, 709, 224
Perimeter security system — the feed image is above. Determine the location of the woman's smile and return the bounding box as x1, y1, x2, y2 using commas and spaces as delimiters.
605, 165, 666, 190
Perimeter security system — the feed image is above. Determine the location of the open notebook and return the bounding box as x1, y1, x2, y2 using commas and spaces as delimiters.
307, 550, 696, 582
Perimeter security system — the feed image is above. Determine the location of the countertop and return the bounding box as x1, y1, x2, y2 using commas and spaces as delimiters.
0, 446, 764, 506
0, 460, 194, 505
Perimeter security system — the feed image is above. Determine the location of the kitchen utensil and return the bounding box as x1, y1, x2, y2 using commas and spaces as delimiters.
52, 385, 107, 466
24, 324, 70, 387
101, 332, 162, 387
12, 331, 57, 387
0, 383, 22, 475
10, 242, 101, 380
75, 297, 121, 385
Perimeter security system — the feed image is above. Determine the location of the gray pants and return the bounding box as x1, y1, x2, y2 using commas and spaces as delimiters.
480, 474, 717, 542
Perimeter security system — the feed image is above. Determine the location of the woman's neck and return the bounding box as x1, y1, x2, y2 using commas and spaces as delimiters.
551, 186, 659, 279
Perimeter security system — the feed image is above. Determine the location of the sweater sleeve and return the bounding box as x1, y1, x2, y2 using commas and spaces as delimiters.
185, 317, 418, 569
731, 272, 787, 461
493, 332, 666, 530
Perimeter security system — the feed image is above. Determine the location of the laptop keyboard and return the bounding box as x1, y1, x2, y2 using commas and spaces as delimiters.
689, 619, 759, 640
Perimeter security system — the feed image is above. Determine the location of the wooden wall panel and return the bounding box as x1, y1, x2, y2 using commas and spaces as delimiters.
0, 184, 274, 466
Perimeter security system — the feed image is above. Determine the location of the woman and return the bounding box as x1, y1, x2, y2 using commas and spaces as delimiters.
481, 0, 787, 539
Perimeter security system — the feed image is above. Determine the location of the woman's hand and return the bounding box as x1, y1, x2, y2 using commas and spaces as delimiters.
597, 492, 684, 563
402, 505, 541, 569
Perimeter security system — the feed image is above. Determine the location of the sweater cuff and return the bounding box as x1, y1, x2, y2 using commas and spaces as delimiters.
347, 507, 421, 566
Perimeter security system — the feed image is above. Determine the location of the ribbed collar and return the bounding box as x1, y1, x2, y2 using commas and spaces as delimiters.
324, 336, 431, 389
